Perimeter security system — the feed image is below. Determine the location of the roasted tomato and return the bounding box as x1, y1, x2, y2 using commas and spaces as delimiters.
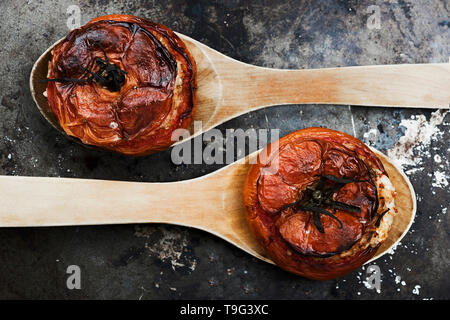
46, 14, 196, 155
243, 127, 396, 279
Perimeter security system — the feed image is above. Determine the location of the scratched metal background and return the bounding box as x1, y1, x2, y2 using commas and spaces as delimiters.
0, 0, 448, 299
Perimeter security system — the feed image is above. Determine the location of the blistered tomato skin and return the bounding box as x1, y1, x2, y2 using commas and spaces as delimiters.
243, 127, 388, 280
47, 15, 196, 156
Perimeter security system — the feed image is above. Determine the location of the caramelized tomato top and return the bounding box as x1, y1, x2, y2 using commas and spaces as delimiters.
47, 15, 196, 155
246, 128, 385, 258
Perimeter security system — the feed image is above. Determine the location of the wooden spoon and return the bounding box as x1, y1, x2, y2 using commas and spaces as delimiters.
0, 149, 416, 265
30, 34, 450, 140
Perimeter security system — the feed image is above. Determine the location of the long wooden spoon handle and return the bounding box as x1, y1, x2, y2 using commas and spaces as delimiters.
0, 175, 211, 227
220, 63, 450, 110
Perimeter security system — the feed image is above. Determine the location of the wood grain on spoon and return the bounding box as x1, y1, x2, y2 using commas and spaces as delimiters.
30, 34, 450, 138
0, 149, 416, 265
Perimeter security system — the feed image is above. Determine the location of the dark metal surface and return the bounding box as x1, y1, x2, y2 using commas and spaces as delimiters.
0, 0, 448, 299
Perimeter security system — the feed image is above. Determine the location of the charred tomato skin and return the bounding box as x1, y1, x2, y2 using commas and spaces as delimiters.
243, 127, 387, 280
47, 14, 197, 156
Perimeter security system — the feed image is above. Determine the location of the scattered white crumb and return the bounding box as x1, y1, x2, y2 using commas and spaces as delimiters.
412, 285, 421, 295
432, 171, 449, 188
109, 121, 118, 129
134, 226, 197, 272
387, 110, 448, 169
